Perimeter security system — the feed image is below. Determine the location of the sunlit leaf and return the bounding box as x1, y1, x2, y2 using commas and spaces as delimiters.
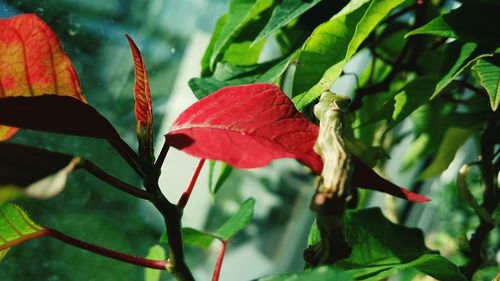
406, 3, 500, 45
0, 203, 48, 256
419, 127, 473, 179
472, 55, 500, 111
258, 266, 353, 281
334, 208, 467, 281
0, 142, 79, 202
182, 228, 217, 250
0, 14, 85, 140
167, 83, 323, 174
214, 198, 255, 241
253, 0, 322, 44
125, 34, 153, 161
292, 0, 404, 109
144, 245, 166, 281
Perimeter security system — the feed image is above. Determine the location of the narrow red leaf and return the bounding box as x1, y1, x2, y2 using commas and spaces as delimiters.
166, 83, 323, 174
0, 14, 85, 140
352, 158, 431, 203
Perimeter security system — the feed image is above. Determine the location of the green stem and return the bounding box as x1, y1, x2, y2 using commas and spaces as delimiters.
46, 227, 169, 269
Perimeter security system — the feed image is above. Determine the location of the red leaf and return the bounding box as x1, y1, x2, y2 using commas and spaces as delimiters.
352, 158, 431, 203
166, 83, 323, 174
0, 14, 85, 140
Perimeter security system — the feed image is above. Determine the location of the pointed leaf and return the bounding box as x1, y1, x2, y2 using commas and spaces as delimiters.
0, 203, 48, 254
214, 198, 255, 241
352, 158, 430, 202
292, 0, 404, 109
0, 14, 85, 140
125, 34, 153, 161
0, 142, 79, 202
166, 83, 323, 174
406, 3, 500, 45
472, 55, 500, 111
208, 161, 234, 196
253, 0, 322, 44
0, 95, 140, 174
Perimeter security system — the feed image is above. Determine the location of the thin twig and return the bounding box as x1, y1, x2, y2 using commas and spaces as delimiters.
178, 159, 206, 210
155, 138, 170, 171
212, 240, 228, 281
46, 227, 169, 270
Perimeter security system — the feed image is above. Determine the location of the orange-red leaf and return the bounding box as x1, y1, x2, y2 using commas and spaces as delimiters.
0, 14, 85, 140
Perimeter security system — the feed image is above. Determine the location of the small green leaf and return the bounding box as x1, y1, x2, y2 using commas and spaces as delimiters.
214, 198, 255, 241
182, 227, 218, 250
144, 245, 166, 281
0, 203, 48, 255
208, 161, 234, 196
253, 0, 322, 44
419, 127, 473, 179
258, 266, 354, 281
292, 0, 404, 109
406, 3, 500, 44
201, 15, 228, 76
472, 55, 500, 111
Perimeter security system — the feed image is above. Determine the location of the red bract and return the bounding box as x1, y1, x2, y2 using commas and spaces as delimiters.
166, 83, 323, 174
0, 14, 85, 140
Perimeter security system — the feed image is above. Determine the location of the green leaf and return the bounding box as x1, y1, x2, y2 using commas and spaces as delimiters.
253, 0, 322, 44
208, 161, 234, 196
258, 266, 354, 281
419, 127, 473, 179
223, 40, 267, 66
182, 227, 217, 250
209, 0, 274, 70
406, 3, 500, 45
292, 0, 404, 109
387, 75, 438, 130
335, 208, 467, 281
144, 245, 166, 281
201, 15, 228, 76
0, 142, 80, 203
214, 198, 255, 241
472, 55, 500, 111
432, 41, 495, 99
0, 249, 8, 262
0, 203, 48, 255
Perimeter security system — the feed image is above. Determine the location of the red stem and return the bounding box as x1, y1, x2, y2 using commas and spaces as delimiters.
177, 158, 206, 209
46, 227, 169, 270
212, 240, 228, 281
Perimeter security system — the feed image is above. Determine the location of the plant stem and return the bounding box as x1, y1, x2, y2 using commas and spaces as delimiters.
178, 159, 206, 209
212, 240, 228, 281
79, 159, 153, 200
109, 139, 145, 178
154, 139, 170, 170
45, 227, 169, 270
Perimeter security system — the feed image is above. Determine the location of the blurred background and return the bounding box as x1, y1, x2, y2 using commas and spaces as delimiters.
0, 0, 497, 280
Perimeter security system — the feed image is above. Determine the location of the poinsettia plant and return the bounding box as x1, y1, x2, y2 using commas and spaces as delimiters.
1, 0, 499, 280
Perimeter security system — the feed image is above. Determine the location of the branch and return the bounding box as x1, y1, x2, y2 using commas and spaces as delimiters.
46, 227, 169, 270
177, 159, 206, 210
212, 240, 228, 281
79, 159, 154, 201
154, 138, 170, 171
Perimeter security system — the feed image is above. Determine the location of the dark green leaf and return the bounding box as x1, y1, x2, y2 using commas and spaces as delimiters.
253, 0, 322, 44
144, 245, 166, 281
406, 3, 500, 45
0, 142, 79, 202
257, 266, 354, 281
214, 198, 255, 241
472, 55, 500, 111
335, 208, 467, 281
292, 0, 404, 109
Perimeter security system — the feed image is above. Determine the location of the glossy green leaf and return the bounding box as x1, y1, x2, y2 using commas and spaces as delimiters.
334, 208, 467, 281
406, 3, 500, 45
144, 245, 166, 281
253, 0, 322, 44
0, 142, 80, 203
223, 40, 266, 66
472, 55, 500, 111
292, 0, 404, 109
0, 203, 48, 255
201, 15, 228, 76
182, 227, 218, 250
214, 198, 255, 241
258, 266, 354, 281
419, 127, 473, 179
432, 41, 494, 99
209, 0, 274, 70
208, 161, 234, 196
